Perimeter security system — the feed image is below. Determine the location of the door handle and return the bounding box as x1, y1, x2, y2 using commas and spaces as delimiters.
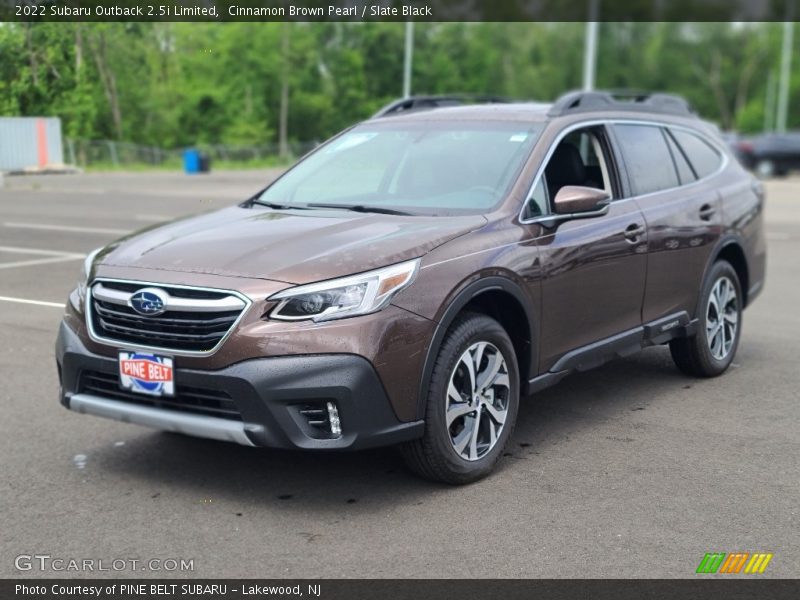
624, 223, 645, 242
699, 204, 716, 221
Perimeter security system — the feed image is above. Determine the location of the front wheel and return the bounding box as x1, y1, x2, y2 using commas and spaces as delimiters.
401, 313, 520, 484
670, 260, 743, 377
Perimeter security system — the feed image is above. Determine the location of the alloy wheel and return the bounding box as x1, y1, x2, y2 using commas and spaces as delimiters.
446, 341, 511, 461
706, 276, 738, 361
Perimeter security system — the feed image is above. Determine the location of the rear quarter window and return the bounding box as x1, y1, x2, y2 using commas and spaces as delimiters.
670, 129, 723, 179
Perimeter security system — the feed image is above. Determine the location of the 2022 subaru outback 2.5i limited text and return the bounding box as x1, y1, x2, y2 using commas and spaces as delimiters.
56, 91, 766, 484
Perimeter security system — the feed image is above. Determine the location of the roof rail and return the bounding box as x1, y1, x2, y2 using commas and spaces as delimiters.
372, 95, 512, 118
548, 90, 694, 118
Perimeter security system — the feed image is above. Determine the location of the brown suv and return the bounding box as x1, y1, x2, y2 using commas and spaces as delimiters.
56, 91, 766, 484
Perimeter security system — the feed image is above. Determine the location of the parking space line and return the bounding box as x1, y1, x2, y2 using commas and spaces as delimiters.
0, 245, 84, 270
4, 221, 129, 235
0, 295, 64, 308
0, 255, 83, 270
0, 245, 84, 257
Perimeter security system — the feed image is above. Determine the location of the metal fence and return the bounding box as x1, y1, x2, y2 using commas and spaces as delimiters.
64, 139, 319, 169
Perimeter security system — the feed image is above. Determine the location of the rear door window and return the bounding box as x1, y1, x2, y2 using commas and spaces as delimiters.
613, 124, 679, 195
670, 129, 722, 179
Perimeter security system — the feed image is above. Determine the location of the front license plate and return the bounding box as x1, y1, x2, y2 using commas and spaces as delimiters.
118, 351, 175, 397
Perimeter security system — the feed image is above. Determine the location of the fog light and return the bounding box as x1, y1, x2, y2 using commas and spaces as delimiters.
326, 401, 342, 437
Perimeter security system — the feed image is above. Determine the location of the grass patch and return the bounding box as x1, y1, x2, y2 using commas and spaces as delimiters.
83, 155, 294, 173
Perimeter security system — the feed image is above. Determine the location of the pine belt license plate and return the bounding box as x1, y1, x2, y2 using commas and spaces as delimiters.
118, 352, 175, 397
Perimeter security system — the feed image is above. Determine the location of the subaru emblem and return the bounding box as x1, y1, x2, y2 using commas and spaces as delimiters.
129, 288, 168, 316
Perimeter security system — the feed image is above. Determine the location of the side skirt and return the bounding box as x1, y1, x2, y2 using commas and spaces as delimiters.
526, 312, 698, 396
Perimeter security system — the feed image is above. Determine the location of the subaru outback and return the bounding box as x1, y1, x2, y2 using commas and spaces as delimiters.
56, 91, 766, 484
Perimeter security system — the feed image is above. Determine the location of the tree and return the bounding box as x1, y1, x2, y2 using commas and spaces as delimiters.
1, 21, 796, 152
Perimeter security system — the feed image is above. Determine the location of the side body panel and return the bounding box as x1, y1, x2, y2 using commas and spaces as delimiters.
532, 200, 648, 372
717, 173, 767, 303
630, 177, 723, 322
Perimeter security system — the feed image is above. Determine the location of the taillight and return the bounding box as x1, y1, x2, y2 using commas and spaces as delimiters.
737, 141, 754, 153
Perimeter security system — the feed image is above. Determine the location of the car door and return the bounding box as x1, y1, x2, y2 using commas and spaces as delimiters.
522, 124, 648, 373
613, 123, 723, 323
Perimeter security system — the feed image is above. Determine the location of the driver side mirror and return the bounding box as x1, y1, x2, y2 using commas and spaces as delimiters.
535, 185, 611, 229
553, 185, 611, 214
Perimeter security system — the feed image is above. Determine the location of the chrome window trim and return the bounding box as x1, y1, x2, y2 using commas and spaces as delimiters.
518, 117, 730, 226
86, 277, 253, 357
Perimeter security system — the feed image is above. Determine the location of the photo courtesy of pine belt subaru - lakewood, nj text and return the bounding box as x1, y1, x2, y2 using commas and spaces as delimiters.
56, 91, 766, 484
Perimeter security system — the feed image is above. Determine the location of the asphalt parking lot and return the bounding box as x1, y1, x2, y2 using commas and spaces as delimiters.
1, 170, 798, 579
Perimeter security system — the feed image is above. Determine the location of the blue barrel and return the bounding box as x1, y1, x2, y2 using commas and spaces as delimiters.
183, 149, 201, 174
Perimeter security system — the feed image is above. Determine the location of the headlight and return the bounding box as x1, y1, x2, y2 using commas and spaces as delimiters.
268, 259, 420, 322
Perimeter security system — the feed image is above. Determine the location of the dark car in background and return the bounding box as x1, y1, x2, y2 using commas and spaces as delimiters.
735, 132, 800, 177
57, 90, 766, 484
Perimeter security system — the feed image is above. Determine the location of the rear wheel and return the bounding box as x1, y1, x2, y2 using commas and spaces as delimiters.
401, 313, 519, 484
755, 159, 775, 178
670, 260, 742, 377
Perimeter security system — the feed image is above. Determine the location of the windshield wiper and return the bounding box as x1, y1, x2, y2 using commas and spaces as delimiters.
251, 199, 309, 210
306, 203, 413, 216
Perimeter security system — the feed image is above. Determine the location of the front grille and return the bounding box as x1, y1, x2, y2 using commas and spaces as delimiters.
79, 370, 242, 421
91, 280, 227, 300
88, 281, 247, 353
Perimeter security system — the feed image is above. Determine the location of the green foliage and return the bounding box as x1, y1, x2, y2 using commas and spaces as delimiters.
0, 22, 798, 148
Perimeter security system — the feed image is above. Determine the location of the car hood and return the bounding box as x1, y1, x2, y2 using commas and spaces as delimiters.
99, 205, 487, 284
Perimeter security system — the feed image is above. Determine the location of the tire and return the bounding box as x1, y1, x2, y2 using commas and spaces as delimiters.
755, 159, 775, 179
669, 260, 743, 378
401, 312, 520, 485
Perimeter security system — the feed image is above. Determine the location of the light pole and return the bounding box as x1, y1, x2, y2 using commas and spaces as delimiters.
582, 0, 600, 91
776, 20, 794, 133
403, 21, 414, 98
764, 70, 776, 132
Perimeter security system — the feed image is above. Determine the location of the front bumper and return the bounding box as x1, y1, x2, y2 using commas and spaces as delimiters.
56, 322, 423, 450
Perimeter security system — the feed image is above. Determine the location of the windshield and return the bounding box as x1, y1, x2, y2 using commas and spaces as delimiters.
257, 121, 543, 215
